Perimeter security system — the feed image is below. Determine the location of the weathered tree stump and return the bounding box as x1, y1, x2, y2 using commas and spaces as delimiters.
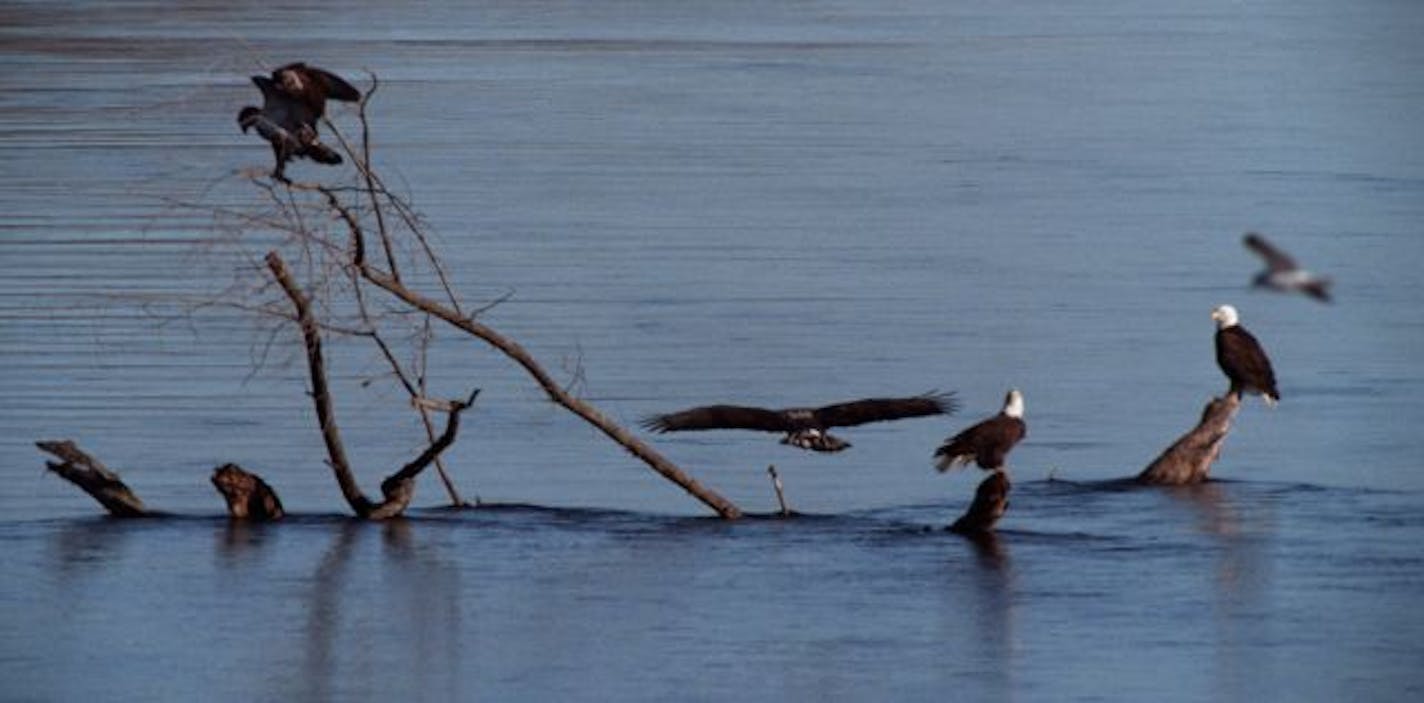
949, 469, 1010, 534
211, 463, 285, 520
38, 440, 150, 517
1137, 394, 1241, 485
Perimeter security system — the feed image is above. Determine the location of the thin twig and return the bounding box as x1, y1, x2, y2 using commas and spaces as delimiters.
767, 465, 790, 517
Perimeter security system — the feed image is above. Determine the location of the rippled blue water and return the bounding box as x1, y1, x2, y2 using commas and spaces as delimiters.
2, 0, 1422, 700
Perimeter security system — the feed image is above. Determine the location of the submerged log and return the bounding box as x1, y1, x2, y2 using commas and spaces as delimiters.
1137, 394, 1241, 485
949, 469, 1010, 534
38, 440, 150, 517
211, 463, 285, 520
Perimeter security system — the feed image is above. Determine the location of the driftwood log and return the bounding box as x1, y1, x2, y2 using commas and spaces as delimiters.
211, 463, 285, 520
949, 469, 1010, 534
38, 440, 150, 517
1137, 394, 1241, 485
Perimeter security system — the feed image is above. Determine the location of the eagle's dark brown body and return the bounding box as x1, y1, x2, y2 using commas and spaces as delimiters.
933, 390, 1026, 472
1212, 305, 1280, 405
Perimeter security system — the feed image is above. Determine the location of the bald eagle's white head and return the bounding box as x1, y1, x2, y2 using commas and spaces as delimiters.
1003, 389, 1025, 419
1211, 304, 1240, 329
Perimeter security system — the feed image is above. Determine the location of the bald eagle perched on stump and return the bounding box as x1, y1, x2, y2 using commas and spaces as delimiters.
934, 389, 1026, 472
641, 391, 959, 453
1212, 304, 1280, 406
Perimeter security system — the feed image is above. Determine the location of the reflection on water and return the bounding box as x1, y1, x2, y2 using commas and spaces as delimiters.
3, 482, 1423, 699
1165, 482, 1273, 598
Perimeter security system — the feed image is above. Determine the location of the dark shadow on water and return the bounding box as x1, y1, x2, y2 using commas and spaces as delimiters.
284, 518, 463, 702
49, 516, 135, 581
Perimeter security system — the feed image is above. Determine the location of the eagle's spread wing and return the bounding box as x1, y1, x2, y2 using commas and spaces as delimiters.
1244, 232, 1298, 273
271, 63, 361, 117
302, 65, 362, 103
641, 405, 794, 433
812, 391, 958, 428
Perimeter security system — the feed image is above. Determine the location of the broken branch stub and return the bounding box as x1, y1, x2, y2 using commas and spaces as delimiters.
949, 469, 1011, 534
37, 440, 150, 517
211, 463, 285, 520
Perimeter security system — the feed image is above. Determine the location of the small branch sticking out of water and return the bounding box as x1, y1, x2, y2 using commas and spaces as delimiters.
767, 465, 790, 517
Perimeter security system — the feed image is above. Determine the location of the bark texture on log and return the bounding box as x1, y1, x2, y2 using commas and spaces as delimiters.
949, 469, 1011, 534
1137, 394, 1241, 486
211, 463, 285, 520
38, 440, 150, 517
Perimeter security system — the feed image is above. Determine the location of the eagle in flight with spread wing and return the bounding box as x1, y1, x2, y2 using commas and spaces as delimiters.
641, 391, 958, 452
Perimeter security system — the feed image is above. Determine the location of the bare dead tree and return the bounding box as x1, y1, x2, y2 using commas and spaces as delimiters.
266, 251, 476, 520
225, 76, 744, 519
49, 72, 739, 520
1137, 394, 1241, 485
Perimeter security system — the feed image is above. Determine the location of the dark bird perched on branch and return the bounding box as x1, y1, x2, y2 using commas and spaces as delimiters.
934, 389, 1026, 472
1244, 232, 1332, 303
236, 63, 360, 181
1212, 304, 1280, 406
641, 391, 959, 453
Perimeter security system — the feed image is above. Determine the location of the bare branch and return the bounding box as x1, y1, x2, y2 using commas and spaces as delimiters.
266, 250, 373, 516
355, 263, 743, 519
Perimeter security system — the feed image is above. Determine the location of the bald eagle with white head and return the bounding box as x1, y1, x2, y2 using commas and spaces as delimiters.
934, 389, 1026, 472
641, 391, 958, 453
1212, 304, 1280, 406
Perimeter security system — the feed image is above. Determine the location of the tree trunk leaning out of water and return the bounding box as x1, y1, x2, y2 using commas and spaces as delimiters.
38, 440, 151, 517
1137, 394, 1241, 485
